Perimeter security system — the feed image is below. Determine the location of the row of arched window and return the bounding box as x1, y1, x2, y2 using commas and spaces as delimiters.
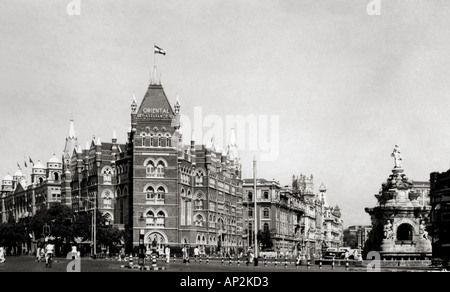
146, 161, 165, 178
145, 210, 166, 227
140, 133, 172, 148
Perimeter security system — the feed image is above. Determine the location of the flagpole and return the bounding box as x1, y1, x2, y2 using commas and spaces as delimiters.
253, 155, 258, 266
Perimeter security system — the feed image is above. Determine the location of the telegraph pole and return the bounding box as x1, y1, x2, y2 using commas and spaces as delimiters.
253, 156, 258, 266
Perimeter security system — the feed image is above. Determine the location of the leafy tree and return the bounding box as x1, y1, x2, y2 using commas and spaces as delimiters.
0, 218, 26, 254
257, 229, 273, 250
97, 223, 125, 255
29, 203, 76, 255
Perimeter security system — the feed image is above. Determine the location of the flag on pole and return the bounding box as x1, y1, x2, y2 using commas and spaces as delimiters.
29, 157, 34, 165
17, 162, 20, 169
24, 157, 27, 168
154, 45, 166, 55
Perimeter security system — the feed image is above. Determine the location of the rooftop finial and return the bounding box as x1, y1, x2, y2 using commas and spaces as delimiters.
150, 66, 160, 85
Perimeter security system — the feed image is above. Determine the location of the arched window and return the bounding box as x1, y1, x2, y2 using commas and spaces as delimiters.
102, 167, 112, 184
146, 161, 155, 178
247, 192, 253, 201
195, 214, 204, 226
156, 161, 165, 178
165, 134, 172, 147
156, 211, 165, 227
156, 186, 165, 200
146, 186, 155, 200
263, 191, 269, 200
397, 223, 413, 241
157, 133, 162, 147
263, 208, 270, 218
141, 133, 146, 147
53, 172, 59, 181
263, 223, 269, 233
146, 211, 155, 227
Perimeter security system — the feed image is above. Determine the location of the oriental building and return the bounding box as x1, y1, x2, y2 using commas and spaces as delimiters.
60, 67, 244, 255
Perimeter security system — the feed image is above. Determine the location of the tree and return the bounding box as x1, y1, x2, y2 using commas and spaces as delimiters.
257, 229, 273, 250
97, 224, 125, 256
0, 217, 26, 255
29, 203, 76, 255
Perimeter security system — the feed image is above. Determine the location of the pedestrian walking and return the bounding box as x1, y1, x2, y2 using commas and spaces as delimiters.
182, 245, 190, 264
165, 245, 171, 263
194, 246, 199, 262
0, 246, 5, 263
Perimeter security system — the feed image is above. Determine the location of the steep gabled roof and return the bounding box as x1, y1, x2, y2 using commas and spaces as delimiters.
137, 81, 175, 121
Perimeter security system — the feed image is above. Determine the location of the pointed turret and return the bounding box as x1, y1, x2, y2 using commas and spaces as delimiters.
150, 66, 161, 85
227, 124, 239, 161
206, 135, 216, 151
63, 118, 78, 160
112, 129, 117, 142
131, 92, 138, 114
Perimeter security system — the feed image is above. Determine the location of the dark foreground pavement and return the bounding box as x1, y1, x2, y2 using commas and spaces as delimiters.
0, 255, 444, 273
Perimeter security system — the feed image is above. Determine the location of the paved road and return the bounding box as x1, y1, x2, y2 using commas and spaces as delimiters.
0, 255, 442, 273
0, 255, 365, 272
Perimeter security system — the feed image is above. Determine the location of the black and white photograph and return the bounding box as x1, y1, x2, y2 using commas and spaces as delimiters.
0, 0, 449, 286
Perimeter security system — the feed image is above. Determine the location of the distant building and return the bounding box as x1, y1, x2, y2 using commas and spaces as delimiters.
1, 156, 63, 223
428, 170, 450, 265
242, 174, 344, 259
345, 225, 372, 251
242, 178, 304, 256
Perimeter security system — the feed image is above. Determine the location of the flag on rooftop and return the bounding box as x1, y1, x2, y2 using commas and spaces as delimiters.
154, 45, 166, 55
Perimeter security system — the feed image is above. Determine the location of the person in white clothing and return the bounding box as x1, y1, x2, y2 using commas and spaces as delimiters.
194, 246, 199, 261
45, 242, 55, 267
0, 246, 5, 263
165, 245, 170, 263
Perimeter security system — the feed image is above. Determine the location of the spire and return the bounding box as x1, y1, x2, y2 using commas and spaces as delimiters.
112, 128, 117, 140
85, 141, 90, 150
150, 66, 161, 85
131, 91, 138, 114
206, 135, 216, 151
174, 95, 181, 115
63, 118, 78, 158
96, 136, 101, 146
68, 118, 76, 138
76, 144, 83, 153
227, 124, 239, 161
229, 123, 237, 147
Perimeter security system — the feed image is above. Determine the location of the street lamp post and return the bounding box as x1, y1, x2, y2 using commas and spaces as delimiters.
253, 156, 258, 266
80, 196, 96, 258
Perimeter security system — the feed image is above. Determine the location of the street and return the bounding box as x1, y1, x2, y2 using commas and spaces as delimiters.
0, 255, 441, 273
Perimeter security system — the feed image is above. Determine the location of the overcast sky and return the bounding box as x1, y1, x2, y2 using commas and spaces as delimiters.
1, 0, 450, 228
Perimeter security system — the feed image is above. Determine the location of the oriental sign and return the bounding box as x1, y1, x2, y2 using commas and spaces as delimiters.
137, 108, 173, 119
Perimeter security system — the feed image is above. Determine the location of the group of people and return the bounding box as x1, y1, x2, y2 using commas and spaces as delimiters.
35, 241, 55, 267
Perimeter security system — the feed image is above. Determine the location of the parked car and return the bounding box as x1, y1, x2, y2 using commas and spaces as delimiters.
259, 249, 277, 259
323, 250, 337, 259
